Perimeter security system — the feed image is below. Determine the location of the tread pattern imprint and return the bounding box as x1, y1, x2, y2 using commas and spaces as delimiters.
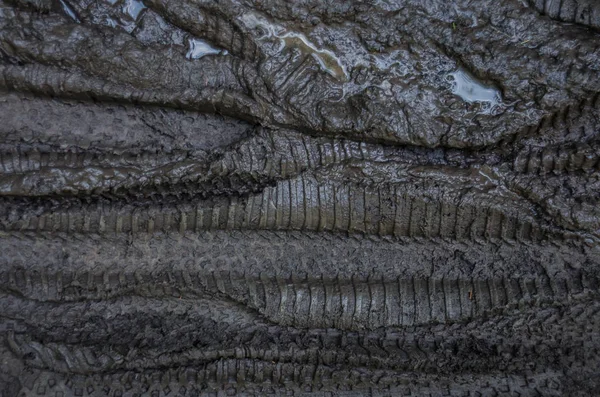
0, 0, 600, 395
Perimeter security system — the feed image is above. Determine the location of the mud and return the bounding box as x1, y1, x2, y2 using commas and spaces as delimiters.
0, 0, 599, 396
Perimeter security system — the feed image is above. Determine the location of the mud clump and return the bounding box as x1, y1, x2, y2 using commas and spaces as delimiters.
0, 0, 599, 396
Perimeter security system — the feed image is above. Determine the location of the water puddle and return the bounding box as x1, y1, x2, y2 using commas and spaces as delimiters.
186, 38, 226, 60
59, 0, 80, 23
80, 0, 147, 34
240, 13, 348, 82
82, 0, 186, 45
105, 17, 118, 28
447, 68, 502, 112
122, 0, 146, 21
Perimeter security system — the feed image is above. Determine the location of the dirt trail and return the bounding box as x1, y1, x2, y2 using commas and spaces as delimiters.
1, 0, 599, 395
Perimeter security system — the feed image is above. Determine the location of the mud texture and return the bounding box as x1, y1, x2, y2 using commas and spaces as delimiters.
1, 0, 600, 396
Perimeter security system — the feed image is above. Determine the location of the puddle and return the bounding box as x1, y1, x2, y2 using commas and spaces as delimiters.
122, 0, 146, 20
448, 69, 502, 112
240, 13, 348, 82
105, 17, 118, 28
186, 38, 226, 60
59, 0, 80, 23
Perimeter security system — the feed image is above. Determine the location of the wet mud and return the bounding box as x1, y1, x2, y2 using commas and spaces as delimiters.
0, 0, 599, 396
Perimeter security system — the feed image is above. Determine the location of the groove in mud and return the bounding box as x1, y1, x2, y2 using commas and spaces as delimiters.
0, 174, 553, 243
4, 268, 596, 330
1, 358, 567, 397
527, 0, 600, 30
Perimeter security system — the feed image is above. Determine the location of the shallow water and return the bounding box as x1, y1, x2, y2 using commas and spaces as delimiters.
240, 13, 348, 81
186, 38, 225, 60
449, 69, 501, 112
59, 0, 80, 23
122, 0, 146, 20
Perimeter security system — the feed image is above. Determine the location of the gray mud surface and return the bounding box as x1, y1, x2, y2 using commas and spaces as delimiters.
1, 0, 600, 395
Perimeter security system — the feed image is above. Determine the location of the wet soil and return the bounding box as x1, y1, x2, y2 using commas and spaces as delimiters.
0, 0, 600, 396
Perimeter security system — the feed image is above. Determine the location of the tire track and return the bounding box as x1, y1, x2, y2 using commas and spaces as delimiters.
527, 0, 600, 30
4, 362, 566, 397
1, 169, 565, 243
2, 298, 596, 394
1, 0, 600, 394
2, 263, 597, 330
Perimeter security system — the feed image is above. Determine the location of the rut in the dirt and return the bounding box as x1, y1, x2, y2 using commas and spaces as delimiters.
0, 0, 599, 396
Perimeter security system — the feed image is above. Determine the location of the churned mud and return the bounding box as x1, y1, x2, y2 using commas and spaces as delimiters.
0, 0, 599, 396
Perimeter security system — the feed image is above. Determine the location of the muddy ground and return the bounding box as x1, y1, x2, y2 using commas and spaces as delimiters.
0, 0, 599, 396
